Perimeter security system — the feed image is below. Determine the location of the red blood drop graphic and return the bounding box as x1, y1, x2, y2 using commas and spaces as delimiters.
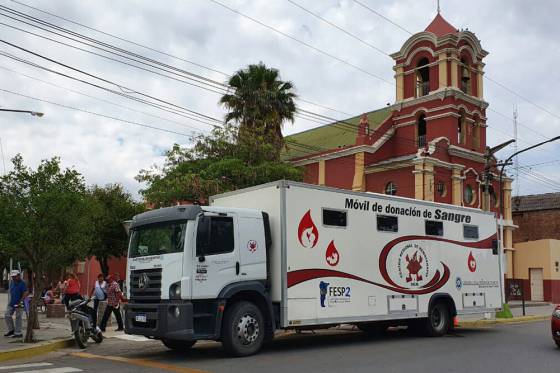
298, 210, 319, 248
468, 251, 477, 272
325, 240, 340, 267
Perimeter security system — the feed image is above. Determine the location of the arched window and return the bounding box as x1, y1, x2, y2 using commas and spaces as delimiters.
385, 182, 397, 196
416, 58, 430, 97
464, 184, 476, 205
460, 58, 471, 95
417, 114, 427, 148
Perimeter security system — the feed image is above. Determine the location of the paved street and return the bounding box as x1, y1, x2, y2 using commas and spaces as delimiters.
3, 320, 557, 373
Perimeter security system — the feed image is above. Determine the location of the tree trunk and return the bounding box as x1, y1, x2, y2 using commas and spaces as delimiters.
99, 257, 110, 278
24, 276, 46, 343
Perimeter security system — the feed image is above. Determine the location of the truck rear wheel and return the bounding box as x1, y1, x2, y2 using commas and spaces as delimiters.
161, 339, 196, 351
425, 302, 450, 337
222, 301, 265, 357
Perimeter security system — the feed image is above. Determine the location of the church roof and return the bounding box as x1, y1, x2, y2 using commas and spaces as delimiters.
424, 13, 457, 37
282, 106, 392, 160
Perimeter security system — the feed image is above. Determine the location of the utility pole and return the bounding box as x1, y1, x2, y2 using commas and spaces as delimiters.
484, 139, 515, 211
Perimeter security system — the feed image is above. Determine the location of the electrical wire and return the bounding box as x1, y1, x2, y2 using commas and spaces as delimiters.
0, 87, 195, 137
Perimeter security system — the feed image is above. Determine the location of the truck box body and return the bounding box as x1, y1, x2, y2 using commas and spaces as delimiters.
210, 180, 502, 328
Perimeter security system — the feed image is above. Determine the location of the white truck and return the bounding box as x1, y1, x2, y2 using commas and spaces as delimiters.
124, 181, 502, 356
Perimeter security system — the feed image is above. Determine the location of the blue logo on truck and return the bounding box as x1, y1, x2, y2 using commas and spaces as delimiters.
319, 281, 329, 308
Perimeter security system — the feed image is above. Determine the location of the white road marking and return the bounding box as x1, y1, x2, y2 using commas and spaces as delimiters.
11, 368, 82, 373
0, 363, 52, 370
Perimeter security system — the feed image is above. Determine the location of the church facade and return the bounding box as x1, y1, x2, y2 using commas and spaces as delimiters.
285, 13, 515, 275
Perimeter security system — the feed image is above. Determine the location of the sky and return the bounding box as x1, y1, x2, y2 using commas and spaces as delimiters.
0, 0, 559, 199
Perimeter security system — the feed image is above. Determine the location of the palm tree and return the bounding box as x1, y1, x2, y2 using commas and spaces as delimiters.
220, 63, 297, 157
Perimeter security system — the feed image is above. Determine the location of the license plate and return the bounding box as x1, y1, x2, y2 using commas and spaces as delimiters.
135, 314, 147, 323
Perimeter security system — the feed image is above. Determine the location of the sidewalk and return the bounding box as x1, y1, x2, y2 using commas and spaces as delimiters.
0, 291, 125, 361
455, 301, 554, 326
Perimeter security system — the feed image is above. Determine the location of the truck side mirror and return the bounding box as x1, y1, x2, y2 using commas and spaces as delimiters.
492, 239, 499, 255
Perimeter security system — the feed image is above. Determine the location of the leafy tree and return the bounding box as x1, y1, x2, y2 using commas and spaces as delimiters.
88, 184, 145, 277
137, 123, 303, 207
220, 62, 297, 159
0, 155, 94, 342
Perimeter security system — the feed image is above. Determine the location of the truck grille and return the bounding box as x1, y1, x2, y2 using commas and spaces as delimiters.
129, 268, 162, 303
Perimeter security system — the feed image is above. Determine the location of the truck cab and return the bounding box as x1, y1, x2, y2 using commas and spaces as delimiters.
124, 205, 273, 356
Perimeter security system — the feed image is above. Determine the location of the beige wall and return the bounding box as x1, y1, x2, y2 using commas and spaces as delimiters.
549, 240, 560, 280
512, 239, 560, 280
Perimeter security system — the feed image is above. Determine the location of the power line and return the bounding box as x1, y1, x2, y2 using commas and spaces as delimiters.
208, 0, 393, 86
0, 64, 212, 134
352, 0, 413, 35
287, 0, 389, 56
6, 0, 354, 118
0, 51, 222, 128
0, 40, 224, 124
0, 87, 195, 137
8, 0, 230, 77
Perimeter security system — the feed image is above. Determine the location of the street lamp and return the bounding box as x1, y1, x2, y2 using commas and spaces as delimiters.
0, 109, 44, 117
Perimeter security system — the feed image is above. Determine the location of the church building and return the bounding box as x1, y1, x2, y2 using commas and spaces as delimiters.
284, 13, 515, 275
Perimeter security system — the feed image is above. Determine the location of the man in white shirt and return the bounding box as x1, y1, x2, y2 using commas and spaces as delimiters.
89, 274, 106, 328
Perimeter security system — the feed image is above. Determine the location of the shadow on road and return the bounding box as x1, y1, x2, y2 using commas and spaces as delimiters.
123, 326, 499, 362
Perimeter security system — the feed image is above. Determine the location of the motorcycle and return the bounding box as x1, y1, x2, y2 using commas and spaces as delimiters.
68, 297, 103, 348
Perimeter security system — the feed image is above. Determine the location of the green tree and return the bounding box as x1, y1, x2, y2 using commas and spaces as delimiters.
0, 155, 93, 343
137, 123, 303, 207
88, 184, 145, 277
220, 62, 297, 159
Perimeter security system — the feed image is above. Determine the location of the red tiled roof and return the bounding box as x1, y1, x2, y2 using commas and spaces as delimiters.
424, 13, 457, 37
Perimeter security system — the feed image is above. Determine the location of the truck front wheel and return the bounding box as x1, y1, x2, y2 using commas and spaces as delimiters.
425, 302, 450, 337
222, 301, 265, 357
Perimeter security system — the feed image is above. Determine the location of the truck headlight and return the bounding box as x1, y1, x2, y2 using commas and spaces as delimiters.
553, 308, 560, 319
169, 282, 181, 299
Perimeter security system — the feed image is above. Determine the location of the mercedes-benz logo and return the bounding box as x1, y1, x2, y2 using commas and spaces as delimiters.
138, 273, 150, 290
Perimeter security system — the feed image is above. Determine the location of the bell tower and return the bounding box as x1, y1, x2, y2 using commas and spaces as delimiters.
390, 13, 489, 154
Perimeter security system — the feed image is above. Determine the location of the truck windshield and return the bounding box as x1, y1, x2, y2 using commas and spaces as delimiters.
129, 221, 187, 258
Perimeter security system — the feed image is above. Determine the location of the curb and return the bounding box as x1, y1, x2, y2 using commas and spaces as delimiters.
0, 338, 75, 363
458, 315, 550, 327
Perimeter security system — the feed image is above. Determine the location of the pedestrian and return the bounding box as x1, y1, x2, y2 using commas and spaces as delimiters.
4, 270, 28, 338
99, 274, 124, 332
89, 274, 106, 329
63, 273, 81, 309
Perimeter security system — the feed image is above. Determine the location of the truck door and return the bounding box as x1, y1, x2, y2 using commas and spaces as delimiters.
192, 213, 240, 300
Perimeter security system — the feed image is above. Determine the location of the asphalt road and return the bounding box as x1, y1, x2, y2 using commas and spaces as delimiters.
3, 320, 558, 373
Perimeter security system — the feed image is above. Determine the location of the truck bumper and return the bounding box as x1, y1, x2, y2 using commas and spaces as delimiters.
125, 302, 194, 341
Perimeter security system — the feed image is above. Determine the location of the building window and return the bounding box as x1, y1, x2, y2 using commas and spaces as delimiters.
464, 184, 476, 205
416, 58, 430, 97
436, 181, 447, 197
322, 208, 347, 227
417, 114, 427, 148
463, 225, 479, 240
425, 220, 444, 236
377, 215, 398, 232
460, 58, 471, 95
385, 182, 397, 196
